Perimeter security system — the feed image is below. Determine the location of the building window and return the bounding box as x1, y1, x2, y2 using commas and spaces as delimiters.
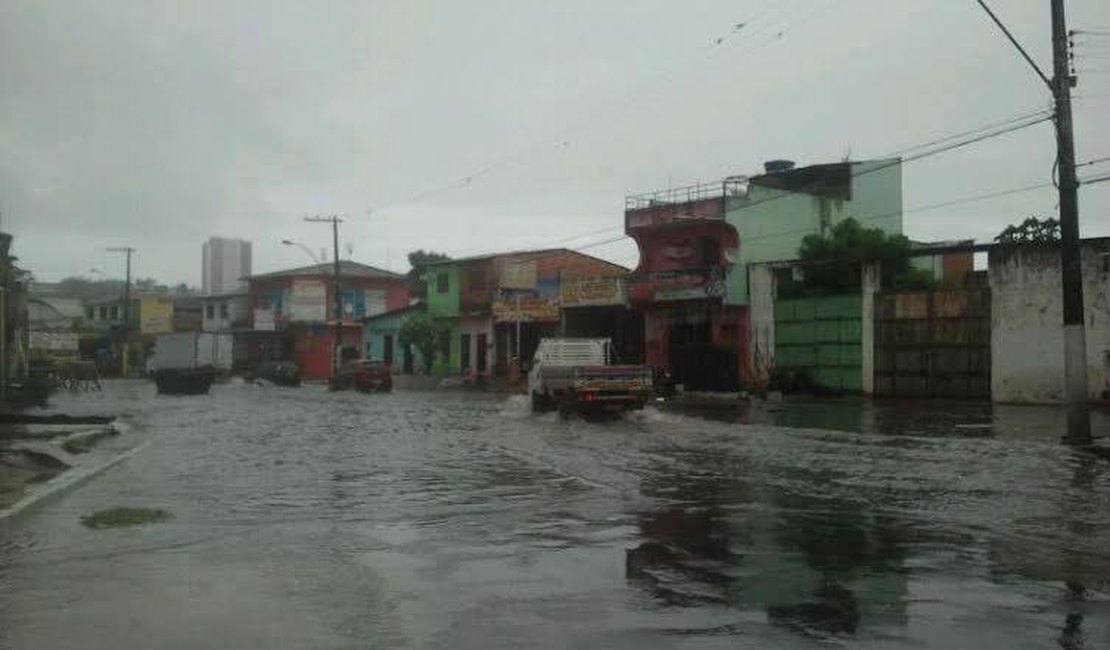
109, 305, 119, 320
99, 306, 107, 320
219, 302, 229, 318
206, 304, 215, 319
436, 273, 449, 294
86, 307, 94, 320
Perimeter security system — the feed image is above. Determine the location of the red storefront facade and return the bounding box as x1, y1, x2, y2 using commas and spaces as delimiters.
625, 185, 747, 391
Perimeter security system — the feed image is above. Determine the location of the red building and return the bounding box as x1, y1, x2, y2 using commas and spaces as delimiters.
625, 183, 744, 391
246, 261, 409, 380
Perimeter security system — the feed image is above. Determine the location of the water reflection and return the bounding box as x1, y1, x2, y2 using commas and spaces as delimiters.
626, 456, 920, 639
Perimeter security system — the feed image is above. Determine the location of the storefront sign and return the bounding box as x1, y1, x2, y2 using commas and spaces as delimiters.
492, 298, 560, 323
29, 331, 78, 352
629, 268, 726, 302
560, 277, 625, 307
289, 280, 326, 322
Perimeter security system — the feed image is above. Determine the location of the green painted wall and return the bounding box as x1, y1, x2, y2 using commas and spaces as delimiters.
426, 264, 460, 318
430, 318, 461, 377
725, 160, 903, 305
774, 295, 863, 392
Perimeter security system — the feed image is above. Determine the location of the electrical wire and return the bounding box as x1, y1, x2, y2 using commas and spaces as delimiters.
489, 106, 1059, 257
1078, 155, 1110, 169
367, 0, 852, 215
1080, 173, 1110, 186
565, 180, 1059, 259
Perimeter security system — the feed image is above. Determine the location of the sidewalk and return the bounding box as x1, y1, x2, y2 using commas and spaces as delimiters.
0, 423, 148, 522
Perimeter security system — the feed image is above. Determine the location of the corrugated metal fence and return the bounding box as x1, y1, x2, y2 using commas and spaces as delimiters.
873, 289, 990, 398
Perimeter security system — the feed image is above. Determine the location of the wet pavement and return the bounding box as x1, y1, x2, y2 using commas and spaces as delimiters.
2, 380, 1110, 649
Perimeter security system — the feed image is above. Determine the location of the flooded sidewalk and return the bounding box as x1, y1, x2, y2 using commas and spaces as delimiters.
2, 381, 1109, 649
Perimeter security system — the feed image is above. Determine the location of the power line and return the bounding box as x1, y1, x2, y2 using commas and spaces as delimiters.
564, 180, 1058, 258
1078, 155, 1110, 168
889, 107, 1051, 157
506, 106, 1058, 256
1080, 173, 1110, 186
369, 1, 853, 214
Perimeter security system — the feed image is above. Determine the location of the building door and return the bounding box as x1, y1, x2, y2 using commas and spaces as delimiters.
476, 333, 488, 374
402, 341, 413, 374
383, 334, 394, 365
460, 333, 471, 374
668, 321, 711, 385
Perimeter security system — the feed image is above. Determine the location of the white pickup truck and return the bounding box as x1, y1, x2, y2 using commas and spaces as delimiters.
527, 338, 653, 417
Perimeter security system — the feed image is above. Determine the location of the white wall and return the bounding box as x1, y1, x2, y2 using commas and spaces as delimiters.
201, 295, 249, 333
747, 263, 776, 386
991, 241, 1110, 403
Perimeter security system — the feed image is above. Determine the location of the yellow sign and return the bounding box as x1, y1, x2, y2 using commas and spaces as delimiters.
492, 298, 559, 323
560, 277, 625, 307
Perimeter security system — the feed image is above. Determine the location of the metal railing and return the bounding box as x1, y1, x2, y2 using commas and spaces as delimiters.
625, 176, 751, 210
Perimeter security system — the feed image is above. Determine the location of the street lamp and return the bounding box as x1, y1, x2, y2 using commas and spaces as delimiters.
281, 239, 321, 264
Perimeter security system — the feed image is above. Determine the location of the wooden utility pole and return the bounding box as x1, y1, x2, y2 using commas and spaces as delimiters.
305, 216, 344, 377
1050, 0, 1090, 445
107, 247, 135, 377
976, 0, 1090, 444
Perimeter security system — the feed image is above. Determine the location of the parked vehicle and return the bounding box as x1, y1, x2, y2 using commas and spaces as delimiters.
148, 332, 228, 395
528, 338, 653, 417
329, 359, 393, 393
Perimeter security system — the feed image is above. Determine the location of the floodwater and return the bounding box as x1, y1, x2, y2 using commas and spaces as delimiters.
2, 381, 1110, 649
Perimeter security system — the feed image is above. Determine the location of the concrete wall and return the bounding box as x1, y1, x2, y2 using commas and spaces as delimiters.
990, 241, 1110, 403
724, 159, 902, 306
747, 264, 777, 386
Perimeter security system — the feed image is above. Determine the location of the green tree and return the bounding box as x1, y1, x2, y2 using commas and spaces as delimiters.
398, 313, 448, 374
995, 216, 1060, 246
405, 250, 451, 299
796, 218, 913, 293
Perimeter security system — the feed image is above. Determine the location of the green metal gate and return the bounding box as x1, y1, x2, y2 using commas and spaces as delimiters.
774, 295, 863, 392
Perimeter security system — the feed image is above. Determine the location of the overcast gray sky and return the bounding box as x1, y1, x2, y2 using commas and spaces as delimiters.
2, 0, 1108, 285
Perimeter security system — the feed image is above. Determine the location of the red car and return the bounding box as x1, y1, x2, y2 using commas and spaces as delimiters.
329, 359, 393, 393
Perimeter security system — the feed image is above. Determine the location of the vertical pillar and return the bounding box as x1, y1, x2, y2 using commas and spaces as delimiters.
861, 261, 880, 396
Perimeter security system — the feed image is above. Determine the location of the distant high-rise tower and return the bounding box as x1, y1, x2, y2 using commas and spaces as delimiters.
202, 237, 252, 295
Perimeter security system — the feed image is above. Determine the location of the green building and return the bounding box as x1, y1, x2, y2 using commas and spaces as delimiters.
724, 159, 903, 306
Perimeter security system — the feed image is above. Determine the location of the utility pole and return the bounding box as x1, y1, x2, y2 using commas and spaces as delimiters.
107, 247, 135, 377
975, 0, 1090, 445
305, 216, 344, 377
1051, 0, 1090, 445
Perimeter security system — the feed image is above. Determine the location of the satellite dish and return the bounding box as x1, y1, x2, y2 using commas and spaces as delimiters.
723, 248, 741, 264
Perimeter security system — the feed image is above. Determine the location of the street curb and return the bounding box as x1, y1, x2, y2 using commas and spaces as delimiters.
0, 441, 152, 523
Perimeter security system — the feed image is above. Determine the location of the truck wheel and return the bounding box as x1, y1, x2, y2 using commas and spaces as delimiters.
531, 392, 550, 413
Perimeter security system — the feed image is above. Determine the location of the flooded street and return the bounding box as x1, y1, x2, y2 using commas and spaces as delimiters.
3, 382, 1110, 649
